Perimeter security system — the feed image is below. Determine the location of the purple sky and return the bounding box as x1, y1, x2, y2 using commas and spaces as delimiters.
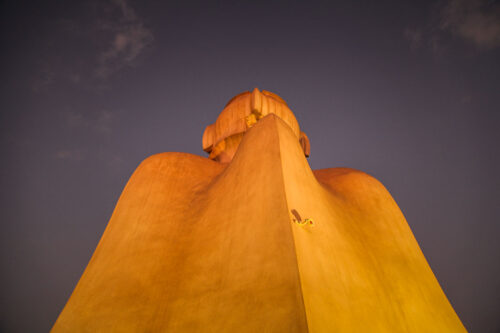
1, 0, 499, 331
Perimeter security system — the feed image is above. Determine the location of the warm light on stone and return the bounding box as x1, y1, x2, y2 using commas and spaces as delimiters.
52, 89, 466, 332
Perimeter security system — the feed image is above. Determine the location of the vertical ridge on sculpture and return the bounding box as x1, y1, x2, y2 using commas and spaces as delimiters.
271, 115, 465, 331
53, 114, 309, 332
53, 89, 465, 332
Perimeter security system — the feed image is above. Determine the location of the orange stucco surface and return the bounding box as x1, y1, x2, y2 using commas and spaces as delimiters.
53, 91, 465, 332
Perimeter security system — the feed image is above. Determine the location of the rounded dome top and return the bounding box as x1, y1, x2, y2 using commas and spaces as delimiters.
202, 88, 309, 162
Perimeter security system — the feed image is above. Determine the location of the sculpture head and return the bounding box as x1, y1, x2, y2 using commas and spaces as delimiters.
202, 88, 310, 163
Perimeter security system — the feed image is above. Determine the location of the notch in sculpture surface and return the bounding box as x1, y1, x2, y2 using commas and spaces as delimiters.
53, 88, 466, 332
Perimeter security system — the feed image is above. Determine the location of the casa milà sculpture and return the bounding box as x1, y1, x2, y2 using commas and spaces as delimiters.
53, 88, 465, 332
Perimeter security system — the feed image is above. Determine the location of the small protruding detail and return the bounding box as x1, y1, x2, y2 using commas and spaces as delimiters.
290, 209, 315, 227
251, 87, 262, 115
299, 131, 310, 158
202, 124, 216, 153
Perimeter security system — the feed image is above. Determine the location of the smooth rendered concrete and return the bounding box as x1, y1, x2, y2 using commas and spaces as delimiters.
53, 93, 465, 332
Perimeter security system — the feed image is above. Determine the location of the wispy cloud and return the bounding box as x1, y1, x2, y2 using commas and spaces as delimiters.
96, 0, 154, 78
441, 0, 500, 49
405, 0, 500, 53
100, 150, 126, 170
55, 149, 84, 161
65, 110, 114, 134
404, 28, 423, 50
56, 109, 117, 162
94, 110, 114, 134
32, 68, 55, 93
32, 0, 153, 91
54, 109, 121, 164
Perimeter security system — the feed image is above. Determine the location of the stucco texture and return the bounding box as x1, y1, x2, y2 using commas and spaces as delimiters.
53, 113, 465, 332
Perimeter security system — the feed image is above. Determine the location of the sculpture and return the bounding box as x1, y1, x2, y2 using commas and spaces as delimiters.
52, 88, 465, 332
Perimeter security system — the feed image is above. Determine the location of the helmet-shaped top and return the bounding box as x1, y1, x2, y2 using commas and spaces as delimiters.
203, 88, 310, 163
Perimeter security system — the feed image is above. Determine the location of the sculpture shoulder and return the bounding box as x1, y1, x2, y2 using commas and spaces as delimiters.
137, 152, 220, 170
116, 152, 226, 198
133, 152, 225, 179
313, 167, 396, 207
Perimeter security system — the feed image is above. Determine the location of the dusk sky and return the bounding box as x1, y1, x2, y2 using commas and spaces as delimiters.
1, 0, 499, 331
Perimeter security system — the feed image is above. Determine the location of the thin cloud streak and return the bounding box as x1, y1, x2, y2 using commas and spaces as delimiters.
405, 0, 500, 53
96, 0, 154, 78
30, 0, 154, 91
65, 110, 114, 134
32, 68, 55, 93
441, 0, 500, 49
55, 149, 84, 161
